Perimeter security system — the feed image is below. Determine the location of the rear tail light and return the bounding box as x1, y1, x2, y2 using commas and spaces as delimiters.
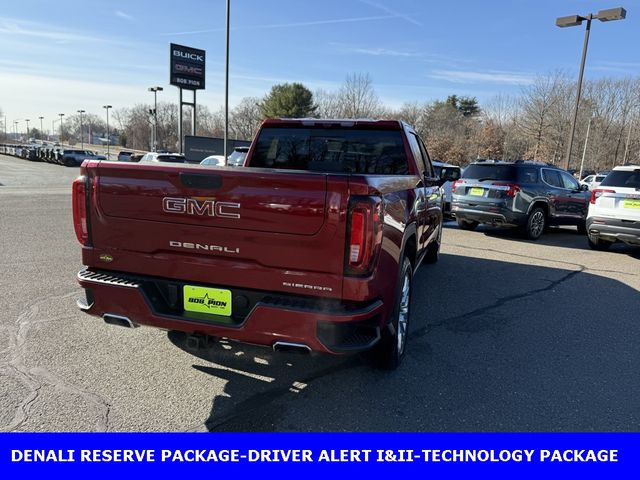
494, 182, 521, 197
590, 188, 615, 204
451, 179, 464, 194
346, 197, 383, 276
72, 176, 89, 245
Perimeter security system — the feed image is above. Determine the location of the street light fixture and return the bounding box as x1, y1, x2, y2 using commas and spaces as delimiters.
39, 116, 44, 140
77, 109, 86, 149
556, 6, 627, 171
148, 86, 163, 152
58, 113, 65, 144
103, 105, 112, 159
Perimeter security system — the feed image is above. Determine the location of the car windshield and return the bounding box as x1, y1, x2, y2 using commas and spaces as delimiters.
600, 170, 640, 189
250, 127, 408, 174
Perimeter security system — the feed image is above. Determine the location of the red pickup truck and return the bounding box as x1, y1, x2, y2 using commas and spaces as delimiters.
73, 119, 458, 369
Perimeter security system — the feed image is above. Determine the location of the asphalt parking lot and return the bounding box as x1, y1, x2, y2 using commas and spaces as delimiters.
0, 154, 638, 432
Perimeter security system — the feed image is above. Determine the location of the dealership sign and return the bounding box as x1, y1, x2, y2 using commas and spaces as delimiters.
170, 43, 206, 90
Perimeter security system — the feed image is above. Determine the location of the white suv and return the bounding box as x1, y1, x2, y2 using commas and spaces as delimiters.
586, 166, 640, 250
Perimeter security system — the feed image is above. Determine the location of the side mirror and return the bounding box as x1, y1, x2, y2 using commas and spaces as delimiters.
580, 184, 589, 191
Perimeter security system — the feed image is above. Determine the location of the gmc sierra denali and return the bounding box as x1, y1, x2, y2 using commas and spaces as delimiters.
73, 118, 458, 369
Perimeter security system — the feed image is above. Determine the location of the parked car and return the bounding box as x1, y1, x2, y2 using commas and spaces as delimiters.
139, 152, 186, 163
227, 146, 249, 167
433, 161, 462, 217
580, 174, 606, 191
118, 151, 134, 162
130, 154, 144, 162
73, 118, 457, 369
200, 155, 225, 166
452, 160, 591, 239
60, 149, 106, 167
586, 166, 640, 250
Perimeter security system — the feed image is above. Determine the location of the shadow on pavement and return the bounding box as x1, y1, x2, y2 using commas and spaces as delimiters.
169, 252, 640, 432
445, 219, 640, 256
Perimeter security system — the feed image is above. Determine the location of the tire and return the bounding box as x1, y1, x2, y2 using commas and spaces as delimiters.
457, 218, 479, 231
371, 257, 412, 370
588, 235, 613, 251
524, 207, 546, 240
577, 221, 587, 235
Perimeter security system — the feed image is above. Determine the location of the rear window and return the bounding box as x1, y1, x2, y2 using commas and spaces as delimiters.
463, 164, 517, 182
157, 155, 185, 163
463, 164, 540, 183
250, 127, 409, 174
600, 170, 640, 189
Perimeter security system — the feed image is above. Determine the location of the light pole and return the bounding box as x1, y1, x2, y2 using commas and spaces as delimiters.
103, 105, 112, 159
39, 116, 44, 140
556, 7, 626, 171
25, 119, 30, 139
13, 121, 18, 141
148, 87, 163, 152
77, 109, 85, 149
224, 0, 230, 162
58, 113, 65, 143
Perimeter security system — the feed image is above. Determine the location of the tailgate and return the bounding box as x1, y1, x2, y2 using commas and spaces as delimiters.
85, 162, 349, 297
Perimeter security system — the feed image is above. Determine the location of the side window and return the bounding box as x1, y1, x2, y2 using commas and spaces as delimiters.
584, 175, 593, 183
406, 133, 426, 175
417, 137, 435, 178
542, 169, 563, 188
560, 171, 579, 190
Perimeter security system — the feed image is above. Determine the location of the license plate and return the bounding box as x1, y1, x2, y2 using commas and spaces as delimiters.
469, 187, 485, 196
183, 285, 232, 316
623, 199, 640, 209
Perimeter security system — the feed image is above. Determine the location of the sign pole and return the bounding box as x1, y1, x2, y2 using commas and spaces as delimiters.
178, 88, 183, 154
193, 90, 197, 136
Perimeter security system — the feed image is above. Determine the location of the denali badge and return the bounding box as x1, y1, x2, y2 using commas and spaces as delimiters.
169, 241, 239, 254
162, 197, 240, 219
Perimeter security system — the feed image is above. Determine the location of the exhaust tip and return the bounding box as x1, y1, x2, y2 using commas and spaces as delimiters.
103, 313, 138, 328
272, 341, 312, 354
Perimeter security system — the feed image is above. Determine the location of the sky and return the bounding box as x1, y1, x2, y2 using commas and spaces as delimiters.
1, 0, 639, 132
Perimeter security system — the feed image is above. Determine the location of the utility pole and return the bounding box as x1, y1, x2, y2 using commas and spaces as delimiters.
148, 87, 163, 152
103, 105, 112, 159
39, 116, 44, 140
58, 113, 65, 143
77, 110, 86, 149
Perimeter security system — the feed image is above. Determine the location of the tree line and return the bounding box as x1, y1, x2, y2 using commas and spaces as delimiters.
8, 71, 638, 172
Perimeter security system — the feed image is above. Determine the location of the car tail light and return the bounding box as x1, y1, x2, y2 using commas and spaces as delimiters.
494, 182, 521, 197
345, 197, 382, 276
590, 188, 615, 204
72, 176, 89, 245
451, 179, 464, 194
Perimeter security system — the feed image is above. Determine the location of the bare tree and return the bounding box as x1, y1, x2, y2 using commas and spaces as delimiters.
336, 73, 382, 118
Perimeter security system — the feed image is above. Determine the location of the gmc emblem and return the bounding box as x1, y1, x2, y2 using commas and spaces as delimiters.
162, 197, 240, 219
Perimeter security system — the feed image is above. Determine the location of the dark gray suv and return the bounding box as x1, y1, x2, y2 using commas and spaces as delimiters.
451, 160, 591, 239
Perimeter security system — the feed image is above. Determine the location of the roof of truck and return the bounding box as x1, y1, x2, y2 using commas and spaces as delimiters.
262, 118, 404, 130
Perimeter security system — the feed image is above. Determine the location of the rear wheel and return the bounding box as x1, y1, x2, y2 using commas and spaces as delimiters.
588, 235, 613, 251
524, 207, 546, 240
457, 218, 479, 231
372, 257, 412, 370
